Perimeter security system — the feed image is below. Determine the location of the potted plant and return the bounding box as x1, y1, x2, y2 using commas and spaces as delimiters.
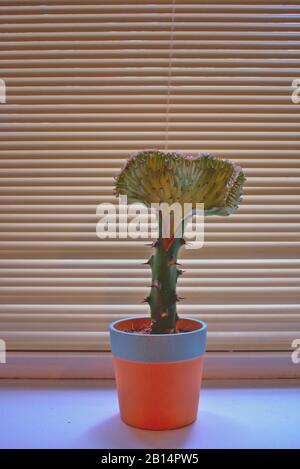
110, 150, 245, 430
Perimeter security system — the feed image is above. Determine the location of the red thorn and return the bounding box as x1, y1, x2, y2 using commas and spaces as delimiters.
151, 280, 161, 289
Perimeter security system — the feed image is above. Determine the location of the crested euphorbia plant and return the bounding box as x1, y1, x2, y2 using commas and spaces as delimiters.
115, 150, 245, 334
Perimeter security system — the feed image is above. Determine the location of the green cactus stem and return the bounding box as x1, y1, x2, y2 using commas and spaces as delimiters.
144, 212, 185, 333
115, 150, 246, 334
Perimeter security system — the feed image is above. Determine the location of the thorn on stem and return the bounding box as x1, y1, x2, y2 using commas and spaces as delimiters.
151, 280, 161, 289
169, 258, 180, 265
176, 295, 185, 302
142, 258, 152, 265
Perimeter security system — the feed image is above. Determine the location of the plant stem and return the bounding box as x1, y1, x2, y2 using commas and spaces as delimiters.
146, 216, 185, 334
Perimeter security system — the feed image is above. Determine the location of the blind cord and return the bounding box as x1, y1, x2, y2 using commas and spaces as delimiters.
164, 0, 176, 151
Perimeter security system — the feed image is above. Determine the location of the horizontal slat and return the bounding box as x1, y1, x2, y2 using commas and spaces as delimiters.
0, 285, 298, 303
0, 169, 299, 178
0, 141, 298, 150
1, 14, 300, 24
0, 176, 297, 192
1, 114, 300, 124
37, 203, 298, 212
1, 41, 300, 51
1, 203, 299, 211
1, 303, 299, 314
2, 277, 300, 287
4, 77, 297, 86
1, 40, 300, 52
0, 21, 300, 32
1, 214, 299, 223
5, 85, 295, 93
2, 195, 300, 204
1, 267, 299, 278
2, 35, 300, 48
2, 12, 299, 20
2, 185, 297, 195
1, 258, 299, 268
0, 241, 299, 260
2, 67, 300, 77
0, 234, 298, 243
0, 187, 298, 199
0, 129, 300, 137
1, 86, 297, 95
1, 51, 300, 60
1, 104, 298, 112
0, 330, 296, 352
1, 4, 300, 14
0, 149, 299, 157
1, 316, 299, 333
1, 97, 296, 105
0, 0, 296, 7
1, 160, 300, 170
1, 58, 300, 67
0, 229, 299, 239
1, 123, 300, 132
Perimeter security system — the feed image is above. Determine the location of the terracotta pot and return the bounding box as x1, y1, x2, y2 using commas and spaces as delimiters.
110, 316, 207, 430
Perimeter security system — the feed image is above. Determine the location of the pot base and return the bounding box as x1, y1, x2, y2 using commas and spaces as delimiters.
114, 355, 204, 431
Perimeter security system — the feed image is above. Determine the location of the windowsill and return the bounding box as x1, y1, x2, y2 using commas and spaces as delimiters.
0, 379, 299, 449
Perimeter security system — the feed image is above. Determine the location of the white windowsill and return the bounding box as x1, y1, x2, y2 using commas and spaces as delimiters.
0, 379, 299, 449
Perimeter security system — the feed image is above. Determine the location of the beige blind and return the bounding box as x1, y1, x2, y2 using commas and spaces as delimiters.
0, 0, 300, 353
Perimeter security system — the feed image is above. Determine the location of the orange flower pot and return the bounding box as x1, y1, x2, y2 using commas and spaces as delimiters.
110, 316, 207, 430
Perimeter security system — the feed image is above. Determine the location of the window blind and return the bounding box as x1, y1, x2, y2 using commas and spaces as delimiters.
0, 0, 299, 355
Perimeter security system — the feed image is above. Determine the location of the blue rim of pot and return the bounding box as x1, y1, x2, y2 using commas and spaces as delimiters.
109, 315, 207, 363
